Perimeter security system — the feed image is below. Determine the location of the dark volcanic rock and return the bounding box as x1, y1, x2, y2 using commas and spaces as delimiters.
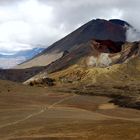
17, 19, 132, 69
93, 40, 123, 53
43, 19, 127, 54
109, 19, 131, 27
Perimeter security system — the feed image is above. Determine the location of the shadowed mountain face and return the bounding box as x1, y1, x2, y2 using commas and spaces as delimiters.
1, 19, 139, 83
0, 39, 124, 82
1, 18, 140, 84
109, 19, 131, 27
16, 19, 129, 69
24, 40, 140, 80
92, 40, 122, 53
1, 39, 140, 85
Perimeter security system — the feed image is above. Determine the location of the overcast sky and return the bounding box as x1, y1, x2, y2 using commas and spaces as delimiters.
0, 0, 140, 54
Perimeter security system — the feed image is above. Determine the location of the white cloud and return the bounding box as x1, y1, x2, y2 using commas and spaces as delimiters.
0, 0, 67, 54
0, 0, 140, 54
109, 9, 123, 19
126, 27, 140, 42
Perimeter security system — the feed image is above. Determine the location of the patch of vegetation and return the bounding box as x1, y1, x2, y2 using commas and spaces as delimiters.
29, 77, 55, 87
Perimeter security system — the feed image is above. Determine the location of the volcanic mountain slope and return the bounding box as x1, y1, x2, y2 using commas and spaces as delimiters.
49, 56, 140, 86
28, 40, 123, 74
0, 19, 137, 83
0, 39, 123, 83
25, 40, 140, 85
49, 58, 140, 109
15, 19, 129, 69
24, 41, 140, 109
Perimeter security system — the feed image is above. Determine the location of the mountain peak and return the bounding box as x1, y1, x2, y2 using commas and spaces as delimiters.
16, 18, 133, 69
109, 19, 131, 27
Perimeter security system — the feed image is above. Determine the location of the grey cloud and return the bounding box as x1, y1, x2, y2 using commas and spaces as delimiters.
0, 0, 19, 5
0, 0, 140, 54
40, 0, 140, 32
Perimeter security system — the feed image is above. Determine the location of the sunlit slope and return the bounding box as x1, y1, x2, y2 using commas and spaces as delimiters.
24, 41, 140, 87
49, 57, 140, 86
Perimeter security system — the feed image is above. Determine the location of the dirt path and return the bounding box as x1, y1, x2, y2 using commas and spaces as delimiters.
0, 95, 76, 129
1, 94, 140, 130
0, 93, 140, 140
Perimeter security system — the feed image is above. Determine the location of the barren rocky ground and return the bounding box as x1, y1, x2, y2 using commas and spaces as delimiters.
0, 80, 140, 140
